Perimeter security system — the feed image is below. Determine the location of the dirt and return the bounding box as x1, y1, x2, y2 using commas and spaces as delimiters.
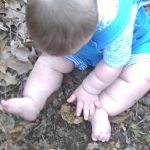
0, 69, 149, 150
0, 1, 149, 150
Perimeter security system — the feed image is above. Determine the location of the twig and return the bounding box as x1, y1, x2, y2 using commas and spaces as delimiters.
137, 114, 150, 125
8, 7, 25, 15
0, 24, 26, 39
0, 24, 8, 32
0, 121, 6, 135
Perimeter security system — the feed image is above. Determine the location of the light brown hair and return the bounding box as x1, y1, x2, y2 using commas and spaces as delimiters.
26, 0, 98, 56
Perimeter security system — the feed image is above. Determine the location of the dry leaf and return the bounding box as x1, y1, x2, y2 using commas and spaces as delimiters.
73, 117, 84, 124
10, 121, 37, 137
0, 80, 6, 86
10, 126, 23, 134
110, 111, 132, 124
0, 66, 7, 74
7, 57, 33, 74
0, 46, 11, 60
4, 72, 17, 85
60, 103, 83, 124
12, 47, 30, 61
0, 114, 15, 135
10, 40, 20, 51
63, 74, 75, 85
0, 61, 7, 74
0, 39, 8, 52
51, 91, 59, 100
18, 22, 27, 41
0, 0, 8, 9
5, 0, 25, 24
0, 72, 5, 80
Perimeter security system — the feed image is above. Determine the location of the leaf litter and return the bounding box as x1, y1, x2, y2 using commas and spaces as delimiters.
0, 0, 149, 149
0, 0, 36, 96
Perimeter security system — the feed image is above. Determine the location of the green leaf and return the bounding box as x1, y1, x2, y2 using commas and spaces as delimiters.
145, 134, 150, 143
130, 122, 141, 138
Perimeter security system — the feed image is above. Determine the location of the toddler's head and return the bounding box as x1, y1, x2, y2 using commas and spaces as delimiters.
26, 0, 98, 55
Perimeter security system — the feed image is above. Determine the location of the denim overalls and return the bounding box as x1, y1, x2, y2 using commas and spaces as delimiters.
67, 0, 150, 70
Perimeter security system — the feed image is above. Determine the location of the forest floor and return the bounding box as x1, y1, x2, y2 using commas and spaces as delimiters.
0, 1, 149, 150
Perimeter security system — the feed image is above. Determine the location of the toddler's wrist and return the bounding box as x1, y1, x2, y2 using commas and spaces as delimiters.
81, 81, 100, 95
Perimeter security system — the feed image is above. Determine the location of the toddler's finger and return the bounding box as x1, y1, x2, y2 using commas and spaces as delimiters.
83, 103, 90, 120
89, 103, 95, 119
76, 101, 83, 117
67, 94, 76, 103
95, 100, 101, 108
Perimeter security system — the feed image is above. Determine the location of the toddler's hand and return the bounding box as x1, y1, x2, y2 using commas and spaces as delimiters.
67, 85, 101, 120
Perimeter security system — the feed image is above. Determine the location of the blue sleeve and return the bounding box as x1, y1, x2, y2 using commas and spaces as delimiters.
103, 5, 137, 68
103, 41, 132, 68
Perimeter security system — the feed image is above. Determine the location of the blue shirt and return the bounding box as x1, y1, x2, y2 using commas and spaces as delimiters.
67, 0, 150, 70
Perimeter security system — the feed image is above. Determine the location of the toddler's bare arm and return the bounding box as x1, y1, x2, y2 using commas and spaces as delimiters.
82, 60, 122, 95
68, 60, 121, 119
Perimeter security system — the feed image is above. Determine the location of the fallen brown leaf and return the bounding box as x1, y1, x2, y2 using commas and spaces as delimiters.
63, 74, 75, 85
4, 72, 17, 85
10, 125, 23, 134
60, 103, 83, 124
110, 111, 133, 124
0, 72, 5, 80
0, 39, 8, 53
10, 121, 37, 138
7, 57, 33, 75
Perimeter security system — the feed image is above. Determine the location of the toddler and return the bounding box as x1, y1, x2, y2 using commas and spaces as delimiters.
1, 0, 150, 142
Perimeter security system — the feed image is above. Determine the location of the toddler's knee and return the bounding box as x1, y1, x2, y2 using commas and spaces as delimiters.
120, 62, 150, 83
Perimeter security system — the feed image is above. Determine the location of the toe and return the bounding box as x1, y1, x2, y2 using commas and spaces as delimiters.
91, 133, 98, 141
102, 134, 109, 142
101, 133, 111, 142
98, 132, 106, 142
106, 133, 111, 142
1, 100, 9, 108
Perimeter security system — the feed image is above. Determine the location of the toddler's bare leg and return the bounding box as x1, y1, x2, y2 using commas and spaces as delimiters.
0, 55, 74, 121
91, 62, 150, 141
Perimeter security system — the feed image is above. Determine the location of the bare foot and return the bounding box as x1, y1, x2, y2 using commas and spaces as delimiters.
0, 97, 41, 121
91, 108, 111, 142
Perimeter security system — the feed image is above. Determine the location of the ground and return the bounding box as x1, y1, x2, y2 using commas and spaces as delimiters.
0, 1, 150, 150
0, 69, 149, 150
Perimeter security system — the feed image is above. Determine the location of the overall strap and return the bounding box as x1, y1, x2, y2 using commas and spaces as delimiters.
92, 0, 136, 50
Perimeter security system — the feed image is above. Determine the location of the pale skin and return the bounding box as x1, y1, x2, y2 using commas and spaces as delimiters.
0, 52, 150, 142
